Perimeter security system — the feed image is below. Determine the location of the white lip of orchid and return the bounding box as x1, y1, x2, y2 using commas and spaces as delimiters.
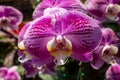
47, 35, 72, 65
54, 53, 69, 65
101, 45, 118, 64
105, 4, 120, 21
18, 41, 26, 50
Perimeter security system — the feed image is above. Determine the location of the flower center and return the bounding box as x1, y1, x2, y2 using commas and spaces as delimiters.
105, 4, 120, 21
47, 35, 72, 65
0, 17, 10, 27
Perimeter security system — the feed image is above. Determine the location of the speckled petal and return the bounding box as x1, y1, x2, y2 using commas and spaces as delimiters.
18, 22, 31, 42
60, 11, 102, 61
33, 0, 83, 19
24, 16, 55, 65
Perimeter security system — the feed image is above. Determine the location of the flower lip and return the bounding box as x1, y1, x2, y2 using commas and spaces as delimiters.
101, 45, 119, 64
105, 4, 120, 21
0, 17, 10, 27
47, 35, 72, 65
47, 36, 72, 56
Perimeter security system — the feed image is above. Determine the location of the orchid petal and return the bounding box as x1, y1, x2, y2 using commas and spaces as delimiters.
101, 28, 117, 44
106, 63, 120, 80
71, 52, 93, 62
4, 6, 23, 27
85, 0, 108, 21
18, 22, 31, 42
33, 0, 83, 19
22, 60, 38, 78
45, 62, 56, 75
24, 16, 55, 66
0, 67, 8, 78
91, 46, 105, 69
60, 11, 102, 61
0, 6, 23, 30
112, 0, 120, 4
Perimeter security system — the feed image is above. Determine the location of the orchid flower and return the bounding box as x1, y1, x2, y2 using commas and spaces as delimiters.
91, 28, 120, 69
0, 5, 23, 30
33, 0, 85, 19
0, 66, 21, 80
18, 10, 102, 66
106, 63, 120, 80
84, 0, 120, 23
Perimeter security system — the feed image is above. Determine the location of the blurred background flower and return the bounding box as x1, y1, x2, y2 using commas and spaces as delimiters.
0, 66, 21, 80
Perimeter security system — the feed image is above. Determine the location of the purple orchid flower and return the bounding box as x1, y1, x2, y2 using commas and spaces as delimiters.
0, 66, 21, 80
33, 0, 85, 19
18, 10, 102, 66
91, 28, 120, 69
106, 63, 120, 80
0, 5, 23, 30
84, 0, 120, 23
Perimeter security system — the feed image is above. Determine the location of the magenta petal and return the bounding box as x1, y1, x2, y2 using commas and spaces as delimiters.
0, 67, 8, 78
112, 0, 120, 4
45, 62, 56, 75
91, 57, 104, 69
91, 46, 104, 69
7, 66, 21, 80
22, 60, 38, 78
4, 6, 23, 26
61, 11, 102, 56
33, 0, 83, 19
85, 0, 108, 21
106, 63, 120, 80
19, 22, 31, 42
102, 28, 119, 44
71, 52, 93, 62
24, 16, 55, 65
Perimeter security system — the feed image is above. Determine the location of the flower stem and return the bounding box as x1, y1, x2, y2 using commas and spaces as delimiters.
77, 62, 82, 80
